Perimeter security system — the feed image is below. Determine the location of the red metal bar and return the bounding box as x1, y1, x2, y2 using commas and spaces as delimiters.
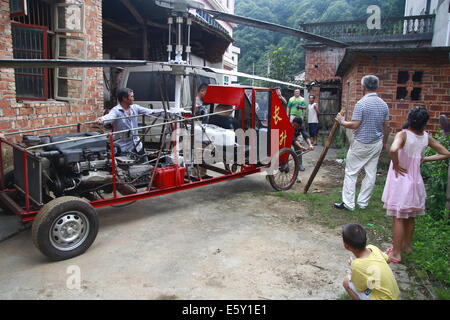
90, 166, 264, 208
23, 150, 30, 211
108, 133, 117, 198
0, 139, 4, 190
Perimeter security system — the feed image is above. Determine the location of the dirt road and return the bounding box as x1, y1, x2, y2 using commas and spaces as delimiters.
0, 148, 359, 299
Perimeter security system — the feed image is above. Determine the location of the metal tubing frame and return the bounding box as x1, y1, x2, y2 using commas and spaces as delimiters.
0, 109, 264, 222
0, 138, 36, 218
22, 109, 236, 151
89, 165, 263, 209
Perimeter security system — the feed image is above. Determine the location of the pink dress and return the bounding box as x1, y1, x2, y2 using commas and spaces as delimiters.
382, 129, 429, 219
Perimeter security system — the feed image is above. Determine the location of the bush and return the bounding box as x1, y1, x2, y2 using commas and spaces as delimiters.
412, 130, 450, 285
421, 130, 449, 220
409, 214, 450, 285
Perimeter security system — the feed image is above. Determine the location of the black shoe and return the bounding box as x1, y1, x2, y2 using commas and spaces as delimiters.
334, 202, 351, 210
299, 165, 305, 171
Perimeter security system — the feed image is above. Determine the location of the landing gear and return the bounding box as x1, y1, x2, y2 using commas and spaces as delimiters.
267, 148, 299, 191
32, 196, 99, 261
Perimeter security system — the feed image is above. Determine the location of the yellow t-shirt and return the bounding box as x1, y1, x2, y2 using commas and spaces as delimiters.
350, 245, 400, 300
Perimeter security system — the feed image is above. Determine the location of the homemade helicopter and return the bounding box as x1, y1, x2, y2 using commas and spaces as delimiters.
0, 0, 347, 260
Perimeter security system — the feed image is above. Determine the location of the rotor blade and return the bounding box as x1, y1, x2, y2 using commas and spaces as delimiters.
203, 9, 348, 48
155, 0, 204, 10
0, 59, 148, 68
201, 66, 304, 88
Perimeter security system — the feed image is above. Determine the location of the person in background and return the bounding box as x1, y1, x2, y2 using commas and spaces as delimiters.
275, 86, 287, 109
208, 104, 236, 129
307, 94, 320, 146
195, 83, 209, 121
334, 75, 389, 211
287, 89, 307, 122
292, 116, 314, 172
382, 106, 450, 263
192, 83, 213, 179
342, 223, 400, 300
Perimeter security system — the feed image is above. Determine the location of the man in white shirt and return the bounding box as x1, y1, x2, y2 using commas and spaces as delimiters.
97, 88, 162, 154
307, 94, 320, 146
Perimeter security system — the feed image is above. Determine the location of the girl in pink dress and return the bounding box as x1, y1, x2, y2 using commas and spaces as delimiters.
382, 107, 450, 263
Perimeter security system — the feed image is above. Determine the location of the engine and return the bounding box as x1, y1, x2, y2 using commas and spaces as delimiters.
20, 132, 154, 200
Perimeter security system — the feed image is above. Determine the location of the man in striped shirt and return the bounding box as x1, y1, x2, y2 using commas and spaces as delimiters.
334, 75, 390, 211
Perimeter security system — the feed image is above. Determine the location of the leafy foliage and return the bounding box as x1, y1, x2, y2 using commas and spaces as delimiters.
409, 214, 450, 285
421, 130, 449, 220
234, 0, 406, 83
409, 130, 450, 286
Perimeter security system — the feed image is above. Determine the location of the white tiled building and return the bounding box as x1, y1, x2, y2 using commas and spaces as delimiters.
194, 0, 240, 84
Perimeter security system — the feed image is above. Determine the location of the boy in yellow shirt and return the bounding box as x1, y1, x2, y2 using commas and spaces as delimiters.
342, 223, 400, 300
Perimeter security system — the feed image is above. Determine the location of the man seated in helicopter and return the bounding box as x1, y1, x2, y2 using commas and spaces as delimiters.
207, 104, 237, 130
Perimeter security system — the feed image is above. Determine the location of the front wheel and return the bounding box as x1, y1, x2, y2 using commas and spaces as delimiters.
267, 148, 299, 191
32, 196, 99, 261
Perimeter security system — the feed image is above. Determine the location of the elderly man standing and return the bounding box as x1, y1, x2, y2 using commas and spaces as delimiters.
334, 75, 390, 211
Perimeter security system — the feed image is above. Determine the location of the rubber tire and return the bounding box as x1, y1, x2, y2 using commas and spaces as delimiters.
32, 196, 99, 261
0, 168, 15, 215
267, 148, 299, 191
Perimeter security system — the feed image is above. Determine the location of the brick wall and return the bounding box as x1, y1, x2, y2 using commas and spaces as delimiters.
0, 0, 103, 141
0, 0, 15, 133
305, 47, 346, 83
341, 53, 450, 134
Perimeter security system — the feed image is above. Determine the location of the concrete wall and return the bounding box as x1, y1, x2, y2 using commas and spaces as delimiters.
404, 0, 440, 15
432, 0, 450, 46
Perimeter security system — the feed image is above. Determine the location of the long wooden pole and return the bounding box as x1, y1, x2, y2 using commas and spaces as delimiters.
303, 83, 349, 194
303, 114, 342, 194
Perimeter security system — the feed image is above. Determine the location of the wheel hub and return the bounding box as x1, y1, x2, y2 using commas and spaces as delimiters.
50, 211, 90, 251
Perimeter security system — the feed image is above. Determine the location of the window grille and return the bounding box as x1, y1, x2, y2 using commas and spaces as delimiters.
396, 70, 424, 101
11, 22, 48, 100
54, 35, 87, 101
10, 0, 86, 101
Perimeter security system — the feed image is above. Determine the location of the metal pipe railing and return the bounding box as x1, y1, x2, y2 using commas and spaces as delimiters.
24, 108, 237, 150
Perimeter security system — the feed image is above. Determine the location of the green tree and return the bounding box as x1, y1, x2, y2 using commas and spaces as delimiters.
234, 0, 406, 83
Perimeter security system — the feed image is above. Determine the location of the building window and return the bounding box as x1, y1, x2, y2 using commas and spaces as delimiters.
54, 35, 87, 101
396, 70, 423, 101
12, 22, 48, 100
10, 0, 28, 17
11, 0, 86, 101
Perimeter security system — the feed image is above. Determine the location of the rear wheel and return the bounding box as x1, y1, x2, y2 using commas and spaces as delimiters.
267, 148, 299, 191
32, 196, 99, 261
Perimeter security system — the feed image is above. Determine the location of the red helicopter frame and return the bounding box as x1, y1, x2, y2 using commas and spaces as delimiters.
0, 85, 300, 261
